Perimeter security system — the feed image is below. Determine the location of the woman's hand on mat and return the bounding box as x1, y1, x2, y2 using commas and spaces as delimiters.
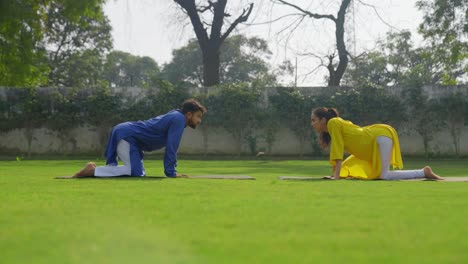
176, 173, 188, 178
323, 176, 341, 180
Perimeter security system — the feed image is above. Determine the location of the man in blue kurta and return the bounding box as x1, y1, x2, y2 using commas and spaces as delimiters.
73, 99, 206, 178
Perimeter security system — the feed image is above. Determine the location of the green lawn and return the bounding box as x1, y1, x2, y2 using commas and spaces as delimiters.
1, 158, 467, 264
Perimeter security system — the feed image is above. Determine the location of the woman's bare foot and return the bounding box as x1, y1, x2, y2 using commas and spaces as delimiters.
423, 166, 444, 180
73, 162, 96, 177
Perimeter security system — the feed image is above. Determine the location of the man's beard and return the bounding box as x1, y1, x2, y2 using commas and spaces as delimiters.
189, 118, 197, 129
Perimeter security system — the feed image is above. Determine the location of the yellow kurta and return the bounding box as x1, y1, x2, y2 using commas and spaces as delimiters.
327, 117, 403, 180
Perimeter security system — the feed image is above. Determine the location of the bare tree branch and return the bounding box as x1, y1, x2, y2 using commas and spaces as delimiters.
355, 0, 399, 31
245, 13, 304, 26
293, 51, 331, 83
274, 14, 306, 40
282, 15, 306, 47
210, 0, 228, 43
301, 64, 325, 82
273, 0, 336, 21
220, 3, 254, 43
347, 51, 368, 61
174, 0, 210, 48
298, 52, 326, 65
270, 0, 351, 86
203, 20, 212, 27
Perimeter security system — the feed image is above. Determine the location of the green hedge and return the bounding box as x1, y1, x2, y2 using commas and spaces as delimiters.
1, 82, 467, 156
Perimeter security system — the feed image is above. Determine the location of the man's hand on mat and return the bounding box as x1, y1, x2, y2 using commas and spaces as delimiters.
176, 173, 188, 178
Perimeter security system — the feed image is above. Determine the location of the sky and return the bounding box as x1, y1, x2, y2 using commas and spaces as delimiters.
103, 0, 425, 86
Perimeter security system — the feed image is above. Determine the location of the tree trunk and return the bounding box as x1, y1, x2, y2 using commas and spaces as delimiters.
324, 0, 350, 86
330, 0, 350, 86
174, 0, 253, 87
202, 48, 221, 87
327, 55, 338, 86
275, 0, 350, 87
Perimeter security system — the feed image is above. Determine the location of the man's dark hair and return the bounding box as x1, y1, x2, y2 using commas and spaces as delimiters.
181, 99, 207, 114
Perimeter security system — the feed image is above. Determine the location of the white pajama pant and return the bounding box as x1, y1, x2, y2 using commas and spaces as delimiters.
95, 140, 132, 177
377, 136, 425, 180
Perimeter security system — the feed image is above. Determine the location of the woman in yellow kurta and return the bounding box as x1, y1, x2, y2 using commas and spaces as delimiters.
311, 107, 443, 180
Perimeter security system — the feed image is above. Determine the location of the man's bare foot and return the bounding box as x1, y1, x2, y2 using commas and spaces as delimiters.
73, 162, 96, 177
423, 166, 444, 180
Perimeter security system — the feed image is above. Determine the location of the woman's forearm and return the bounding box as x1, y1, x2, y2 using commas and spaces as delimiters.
333, 160, 342, 179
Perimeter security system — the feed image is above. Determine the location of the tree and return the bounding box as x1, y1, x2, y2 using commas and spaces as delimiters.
272, 0, 352, 86
384, 31, 452, 85
174, 0, 254, 87
162, 35, 278, 87
0, 1, 49, 86
45, 1, 112, 87
162, 40, 204, 86
220, 35, 276, 84
53, 49, 108, 88
104, 51, 161, 88
342, 52, 390, 86
0, 0, 110, 87
382, 31, 415, 85
403, 47, 447, 85
344, 30, 455, 86
417, 0, 468, 84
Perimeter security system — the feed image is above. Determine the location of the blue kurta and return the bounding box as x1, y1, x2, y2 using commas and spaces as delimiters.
103, 109, 186, 177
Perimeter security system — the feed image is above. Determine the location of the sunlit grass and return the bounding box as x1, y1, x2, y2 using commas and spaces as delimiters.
1, 159, 467, 263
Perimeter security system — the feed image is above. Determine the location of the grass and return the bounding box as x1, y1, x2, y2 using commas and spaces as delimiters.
1, 158, 468, 263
